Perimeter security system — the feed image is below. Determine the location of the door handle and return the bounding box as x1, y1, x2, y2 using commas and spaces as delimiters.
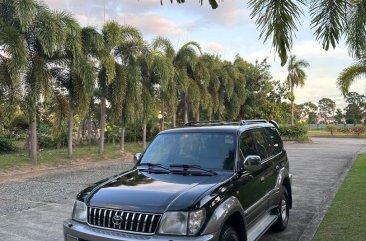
260, 176, 265, 183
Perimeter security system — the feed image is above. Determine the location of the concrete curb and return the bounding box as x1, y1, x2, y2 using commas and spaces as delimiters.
298, 144, 366, 241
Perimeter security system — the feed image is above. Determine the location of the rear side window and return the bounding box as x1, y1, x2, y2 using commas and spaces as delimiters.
265, 127, 283, 155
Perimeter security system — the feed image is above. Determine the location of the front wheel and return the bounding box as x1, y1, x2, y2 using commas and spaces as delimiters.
271, 187, 289, 232
219, 225, 239, 241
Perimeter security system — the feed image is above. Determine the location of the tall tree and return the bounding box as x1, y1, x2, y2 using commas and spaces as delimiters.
97, 22, 142, 154
0, 0, 68, 163
51, 18, 96, 158
286, 55, 309, 126
107, 25, 143, 152
318, 98, 336, 123
174, 42, 202, 123
151, 37, 176, 128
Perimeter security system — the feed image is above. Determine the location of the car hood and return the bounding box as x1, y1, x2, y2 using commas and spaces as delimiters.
82, 169, 231, 213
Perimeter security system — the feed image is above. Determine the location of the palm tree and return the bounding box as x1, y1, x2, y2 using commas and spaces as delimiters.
151, 37, 176, 128
337, 56, 366, 96
96, 22, 142, 154
51, 17, 96, 158
1, 0, 68, 163
106, 25, 143, 152
286, 55, 309, 126
174, 42, 202, 123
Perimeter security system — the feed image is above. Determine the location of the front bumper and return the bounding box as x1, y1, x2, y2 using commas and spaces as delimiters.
63, 220, 219, 241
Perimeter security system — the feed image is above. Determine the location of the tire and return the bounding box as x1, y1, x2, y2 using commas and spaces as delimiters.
271, 187, 289, 232
219, 225, 239, 241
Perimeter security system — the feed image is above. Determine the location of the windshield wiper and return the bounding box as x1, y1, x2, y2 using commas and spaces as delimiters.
138, 163, 171, 172
169, 164, 217, 176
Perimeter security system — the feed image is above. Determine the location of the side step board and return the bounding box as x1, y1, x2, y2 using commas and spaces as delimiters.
247, 213, 279, 241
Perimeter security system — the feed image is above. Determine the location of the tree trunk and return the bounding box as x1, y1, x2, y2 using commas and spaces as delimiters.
184, 97, 189, 124
77, 121, 82, 145
87, 117, 92, 145
99, 97, 106, 154
161, 103, 165, 130
67, 104, 73, 158
0, 121, 4, 136
290, 84, 295, 127
172, 112, 176, 128
291, 100, 295, 126
29, 114, 37, 164
143, 121, 147, 149
120, 125, 125, 152
195, 109, 200, 122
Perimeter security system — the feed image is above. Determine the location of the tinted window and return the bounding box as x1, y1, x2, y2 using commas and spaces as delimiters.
252, 129, 269, 159
141, 133, 235, 170
265, 127, 283, 155
240, 131, 257, 157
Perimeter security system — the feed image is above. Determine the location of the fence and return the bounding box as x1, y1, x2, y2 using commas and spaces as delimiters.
307, 124, 356, 130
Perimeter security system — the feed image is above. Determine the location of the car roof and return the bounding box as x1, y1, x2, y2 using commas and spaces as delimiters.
160, 122, 276, 135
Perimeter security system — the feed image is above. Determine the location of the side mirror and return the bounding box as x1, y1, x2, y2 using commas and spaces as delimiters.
244, 155, 262, 172
134, 153, 142, 164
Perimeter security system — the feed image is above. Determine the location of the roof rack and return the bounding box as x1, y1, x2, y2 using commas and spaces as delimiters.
184, 119, 279, 129
240, 119, 268, 125
184, 120, 239, 127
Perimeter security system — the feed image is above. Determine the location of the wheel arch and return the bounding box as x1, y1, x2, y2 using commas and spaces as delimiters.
201, 196, 247, 239
222, 211, 247, 241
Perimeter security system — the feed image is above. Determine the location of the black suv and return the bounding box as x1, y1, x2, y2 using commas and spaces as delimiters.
63, 120, 292, 241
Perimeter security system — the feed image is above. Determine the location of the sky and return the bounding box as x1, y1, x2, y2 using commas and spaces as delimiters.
43, 0, 365, 109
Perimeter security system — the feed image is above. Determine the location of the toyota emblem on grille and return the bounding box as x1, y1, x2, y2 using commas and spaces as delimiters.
112, 215, 123, 225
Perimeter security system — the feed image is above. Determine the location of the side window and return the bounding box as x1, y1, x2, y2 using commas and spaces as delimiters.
240, 131, 257, 158
265, 127, 283, 155
252, 129, 269, 159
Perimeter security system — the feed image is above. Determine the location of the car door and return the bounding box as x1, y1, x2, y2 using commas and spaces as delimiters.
237, 129, 268, 226
263, 127, 286, 209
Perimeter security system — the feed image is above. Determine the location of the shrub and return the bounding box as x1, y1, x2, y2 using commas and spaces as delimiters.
279, 124, 308, 139
339, 127, 351, 134
0, 136, 17, 153
326, 124, 337, 135
352, 124, 365, 136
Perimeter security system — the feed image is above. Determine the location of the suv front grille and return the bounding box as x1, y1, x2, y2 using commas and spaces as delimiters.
87, 207, 162, 234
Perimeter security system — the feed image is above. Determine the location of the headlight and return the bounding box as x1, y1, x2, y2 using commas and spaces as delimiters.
188, 208, 206, 235
158, 208, 206, 236
72, 200, 87, 223
158, 211, 188, 235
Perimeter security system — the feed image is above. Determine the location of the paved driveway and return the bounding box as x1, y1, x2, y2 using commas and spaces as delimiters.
0, 137, 364, 241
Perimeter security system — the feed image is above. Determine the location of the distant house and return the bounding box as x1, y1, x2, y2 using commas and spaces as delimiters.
317, 115, 336, 124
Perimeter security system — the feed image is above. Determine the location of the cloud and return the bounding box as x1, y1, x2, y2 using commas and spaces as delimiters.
121, 14, 186, 37
291, 40, 349, 60
205, 42, 225, 53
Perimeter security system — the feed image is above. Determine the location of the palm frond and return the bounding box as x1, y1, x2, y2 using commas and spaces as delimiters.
152, 36, 175, 60
345, 1, 366, 58
337, 62, 366, 96
310, 0, 347, 51
249, 0, 305, 66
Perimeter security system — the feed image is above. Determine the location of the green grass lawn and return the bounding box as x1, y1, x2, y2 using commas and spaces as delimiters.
308, 129, 366, 138
314, 154, 366, 241
0, 143, 144, 171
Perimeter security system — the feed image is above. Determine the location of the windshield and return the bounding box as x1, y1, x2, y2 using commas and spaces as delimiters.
140, 132, 236, 171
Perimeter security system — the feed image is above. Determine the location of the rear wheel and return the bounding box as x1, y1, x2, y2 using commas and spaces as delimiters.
271, 187, 289, 231
219, 225, 239, 241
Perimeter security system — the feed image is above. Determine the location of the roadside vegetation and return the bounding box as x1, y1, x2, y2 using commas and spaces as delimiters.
308, 125, 366, 138
0, 143, 143, 171
314, 154, 366, 241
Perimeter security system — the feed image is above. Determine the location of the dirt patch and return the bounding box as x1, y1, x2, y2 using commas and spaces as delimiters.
0, 152, 134, 184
